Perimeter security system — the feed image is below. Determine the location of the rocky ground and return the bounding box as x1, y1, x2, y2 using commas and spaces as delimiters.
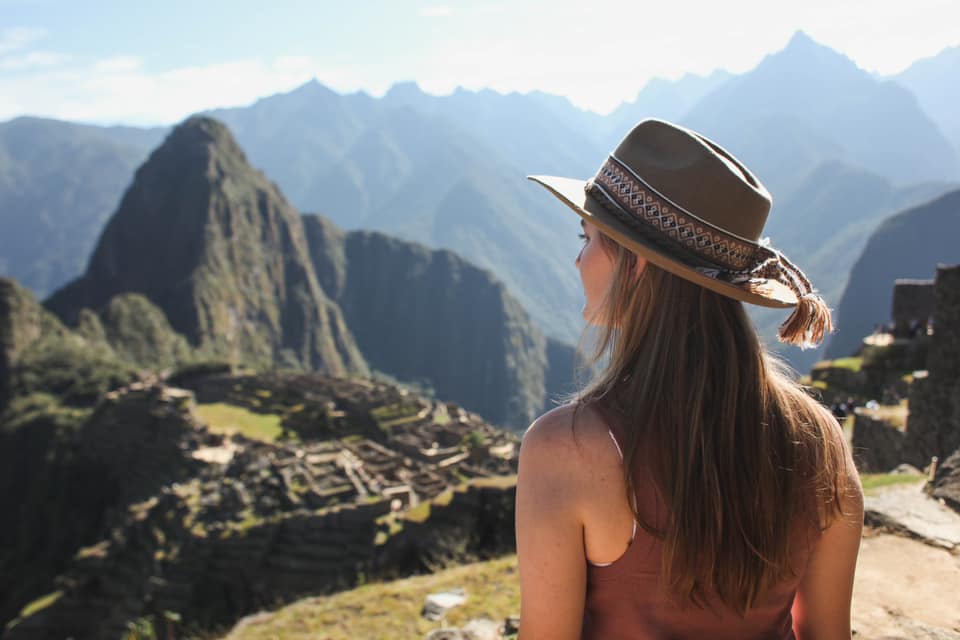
853, 533, 959, 639
854, 482, 960, 639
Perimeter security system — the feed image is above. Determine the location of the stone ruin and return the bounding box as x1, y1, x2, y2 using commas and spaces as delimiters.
905, 265, 960, 466
851, 265, 960, 483
891, 278, 935, 338
4, 371, 519, 639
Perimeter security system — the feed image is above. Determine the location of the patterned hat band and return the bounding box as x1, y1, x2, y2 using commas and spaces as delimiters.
585, 155, 816, 303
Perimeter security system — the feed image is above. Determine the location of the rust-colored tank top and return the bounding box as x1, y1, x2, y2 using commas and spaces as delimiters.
582, 401, 818, 640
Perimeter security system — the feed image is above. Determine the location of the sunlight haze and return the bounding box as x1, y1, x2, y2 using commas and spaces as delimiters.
0, 0, 958, 124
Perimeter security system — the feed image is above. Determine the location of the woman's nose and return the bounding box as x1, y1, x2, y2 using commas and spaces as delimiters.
575, 248, 583, 267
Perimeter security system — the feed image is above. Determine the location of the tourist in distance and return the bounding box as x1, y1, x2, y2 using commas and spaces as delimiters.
516, 119, 864, 639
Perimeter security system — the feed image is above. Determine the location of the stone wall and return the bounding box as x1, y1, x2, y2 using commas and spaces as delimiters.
891, 279, 934, 336
930, 448, 960, 513
904, 264, 960, 466
927, 265, 960, 380
851, 412, 908, 472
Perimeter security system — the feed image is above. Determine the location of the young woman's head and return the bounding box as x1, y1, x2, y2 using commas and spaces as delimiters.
573, 222, 851, 616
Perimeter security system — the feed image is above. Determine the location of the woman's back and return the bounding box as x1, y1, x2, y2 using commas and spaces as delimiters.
580, 400, 819, 640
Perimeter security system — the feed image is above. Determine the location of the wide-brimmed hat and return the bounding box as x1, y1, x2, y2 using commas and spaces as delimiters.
528, 118, 831, 349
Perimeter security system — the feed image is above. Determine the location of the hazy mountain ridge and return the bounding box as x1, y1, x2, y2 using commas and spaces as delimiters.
209, 89, 586, 342
0, 117, 161, 298
826, 188, 960, 359
44, 117, 369, 377
892, 45, 960, 154
303, 214, 573, 428
605, 70, 734, 145
682, 31, 958, 193
749, 162, 954, 371
1, 30, 958, 362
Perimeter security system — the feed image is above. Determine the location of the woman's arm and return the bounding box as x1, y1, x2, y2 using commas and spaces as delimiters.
791, 432, 865, 640
516, 409, 588, 640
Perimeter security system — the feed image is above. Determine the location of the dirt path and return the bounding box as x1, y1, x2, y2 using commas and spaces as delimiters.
852, 531, 960, 638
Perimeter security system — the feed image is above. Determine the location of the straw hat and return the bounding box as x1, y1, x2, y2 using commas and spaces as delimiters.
528, 118, 831, 349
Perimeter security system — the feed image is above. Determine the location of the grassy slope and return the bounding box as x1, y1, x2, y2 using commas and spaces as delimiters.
194, 402, 284, 443
221, 554, 520, 640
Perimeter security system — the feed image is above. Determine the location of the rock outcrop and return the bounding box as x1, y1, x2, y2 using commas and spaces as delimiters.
930, 449, 960, 513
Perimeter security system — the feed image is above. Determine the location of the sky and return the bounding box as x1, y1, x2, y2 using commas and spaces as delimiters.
1, 0, 958, 126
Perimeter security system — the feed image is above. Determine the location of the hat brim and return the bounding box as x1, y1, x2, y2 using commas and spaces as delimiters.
527, 174, 797, 309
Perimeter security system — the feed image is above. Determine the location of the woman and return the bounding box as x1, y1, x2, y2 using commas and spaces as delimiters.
517, 119, 863, 639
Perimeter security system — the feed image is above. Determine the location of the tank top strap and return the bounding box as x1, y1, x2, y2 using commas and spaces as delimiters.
589, 399, 629, 457
588, 399, 639, 544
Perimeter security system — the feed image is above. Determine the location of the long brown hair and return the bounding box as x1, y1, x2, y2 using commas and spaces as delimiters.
574, 231, 852, 615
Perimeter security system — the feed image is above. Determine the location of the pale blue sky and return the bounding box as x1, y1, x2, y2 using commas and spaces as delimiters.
1, 0, 958, 125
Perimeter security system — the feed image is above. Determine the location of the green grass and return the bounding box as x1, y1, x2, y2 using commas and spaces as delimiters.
812, 357, 863, 373
220, 555, 520, 640
195, 402, 284, 443
858, 400, 909, 430
403, 501, 432, 524
371, 402, 424, 428
468, 475, 517, 490
861, 472, 926, 496
17, 589, 64, 619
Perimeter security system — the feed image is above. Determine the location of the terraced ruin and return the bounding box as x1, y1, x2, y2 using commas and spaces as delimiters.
3, 371, 519, 639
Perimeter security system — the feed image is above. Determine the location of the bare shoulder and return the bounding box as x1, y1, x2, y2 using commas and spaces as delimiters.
520, 402, 621, 481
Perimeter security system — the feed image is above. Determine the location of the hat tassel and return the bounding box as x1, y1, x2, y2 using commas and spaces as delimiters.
772, 253, 833, 350
777, 290, 833, 350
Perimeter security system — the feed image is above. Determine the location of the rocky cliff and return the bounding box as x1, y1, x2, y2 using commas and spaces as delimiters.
303, 214, 574, 429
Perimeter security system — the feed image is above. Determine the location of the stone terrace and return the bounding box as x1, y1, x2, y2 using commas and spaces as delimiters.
5, 371, 519, 639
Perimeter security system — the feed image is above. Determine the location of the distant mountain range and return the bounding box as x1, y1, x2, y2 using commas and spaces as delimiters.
893, 45, 960, 156
22, 117, 571, 428
682, 31, 957, 196
1, 29, 958, 368
0, 118, 162, 297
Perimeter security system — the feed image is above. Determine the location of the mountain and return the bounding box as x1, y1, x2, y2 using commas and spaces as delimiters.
0, 117, 163, 298
303, 214, 575, 429
204, 80, 380, 209
4, 31, 957, 361
748, 163, 953, 371
605, 70, 734, 144
683, 31, 959, 195
825, 188, 960, 359
44, 116, 368, 377
205, 83, 587, 343
204, 87, 584, 342
892, 45, 960, 154
382, 82, 608, 177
